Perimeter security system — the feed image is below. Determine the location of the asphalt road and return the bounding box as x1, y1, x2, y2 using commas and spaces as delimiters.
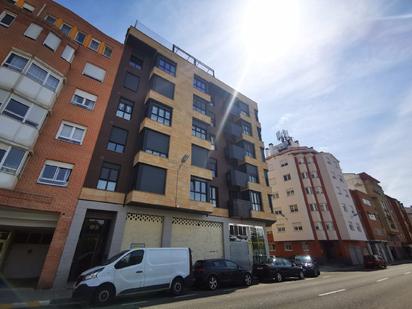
54, 264, 412, 309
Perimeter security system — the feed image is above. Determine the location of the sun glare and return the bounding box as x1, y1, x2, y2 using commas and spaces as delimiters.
240, 0, 302, 62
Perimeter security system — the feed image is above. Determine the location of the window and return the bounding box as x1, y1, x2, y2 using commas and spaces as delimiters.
342, 203, 348, 212
319, 203, 327, 211
26, 62, 60, 91
362, 198, 372, 206
243, 141, 255, 158
115, 250, 144, 269
88, 38, 100, 51
190, 177, 209, 202
240, 121, 252, 136
356, 223, 362, 232
2, 97, 46, 128
44, 15, 56, 25
192, 118, 208, 140
264, 170, 269, 186
210, 112, 216, 127
293, 224, 303, 231
257, 127, 262, 141
0, 11, 16, 27
268, 194, 274, 213
302, 242, 309, 252
60, 23, 72, 36
301, 172, 308, 179
116, 97, 133, 120
0, 144, 26, 175
150, 75, 175, 99
325, 222, 334, 231
103, 46, 112, 58
124, 72, 139, 92
277, 225, 286, 233
4, 53, 28, 72
208, 158, 217, 177
210, 186, 218, 207
97, 162, 120, 191
286, 188, 295, 196
309, 203, 318, 211
193, 75, 208, 93
254, 109, 259, 121
270, 244, 276, 251
141, 128, 170, 158
193, 95, 208, 115
273, 192, 279, 199
348, 222, 355, 231
260, 147, 265, 162
315, 186, 323, 194
61, 45, 75, 63
135, 164, 166, 194
38, 161, 73, 186
311, 171, 318, 178
129, 55, 143, 69
75, 31, 86, 44
83, 63, 106, 82
43, 32, 61, 51
148, 101, 172, 126
283, 174, 291, 181
250, 190, 262, 211
280, 160, 288, 167
284, 243, 292, 251
336, 186, 342, 195
191, 145, 209, 169
290, 204, 298, 213
368, 213, 377, 221
274, 209, 283, 215
315, 222, 323, 231
107, 127, 128, 153
156, 54, 176, 76
71, 89, 97, 110
244, 164, 259, 183
24, 23, 43, 40
236, 100, 249, 116
230, 225, 247, 237
22, 2, 35, 12
305, 187, 313, 195
56, 122, 86, 144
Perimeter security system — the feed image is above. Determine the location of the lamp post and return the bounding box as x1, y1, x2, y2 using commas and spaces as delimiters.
175, 154, 190, 208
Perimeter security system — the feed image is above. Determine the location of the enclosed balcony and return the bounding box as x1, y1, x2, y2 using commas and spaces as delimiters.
224, 123, 242, 139
229, 199, 252, 219
226, 169, 248, 188
225, 144, 246, 161
0, 114, 39, 149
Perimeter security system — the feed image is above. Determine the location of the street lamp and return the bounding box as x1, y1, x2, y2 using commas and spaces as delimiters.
175, 154, 190, 207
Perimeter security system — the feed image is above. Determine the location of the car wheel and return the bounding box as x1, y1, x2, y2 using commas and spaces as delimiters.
170, 277, 184, 296
92, 284, 114, 306
274, 272, 283, 282
208, 275, 219, 290
244, 273, 252, 286
298, 271, 304, 280
316, 270, 321, 277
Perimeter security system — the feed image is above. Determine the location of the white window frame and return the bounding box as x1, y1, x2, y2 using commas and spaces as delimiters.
44, 15, 56, 24
22, 2, 35, 12
71, 89, 97, 110
88, 38, 101, 52
103, 45, 112, 58
276, 225, 285, 233
286, 188, 295, 196
74, 31, 86, 44
56, 121, 87, 145
289, 204, 298, 213
0, 143, 28, 175
293, 224, 303, 231
60, 23, 72, 36
0, 10, 16, 28
37, 160, 73, 187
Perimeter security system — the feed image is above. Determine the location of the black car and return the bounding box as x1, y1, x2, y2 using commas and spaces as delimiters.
193, 259, 252, 290
291, 255, 320, 277
253, 257, 304, 282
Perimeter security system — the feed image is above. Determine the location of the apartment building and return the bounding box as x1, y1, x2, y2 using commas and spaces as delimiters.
406, 207, 412, 227
0, 0, 122, 288
53, 25, 276, 287
265, 134, 367, 265
344, 172, 405, 262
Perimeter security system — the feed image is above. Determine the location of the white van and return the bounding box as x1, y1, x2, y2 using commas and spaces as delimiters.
72, 248, 192, 305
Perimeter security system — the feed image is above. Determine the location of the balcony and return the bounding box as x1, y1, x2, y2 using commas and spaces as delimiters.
225, 144, 245, 161
229, 199, 252, 219
226, 169, 248, 188
0, 67, 57, 110
0, 114, 39, 149
0, 171, 18, 190
250, 210, 277, 225
224, 123, 242, 139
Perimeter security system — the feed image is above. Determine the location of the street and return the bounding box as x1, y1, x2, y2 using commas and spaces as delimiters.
52, 263, 412, 309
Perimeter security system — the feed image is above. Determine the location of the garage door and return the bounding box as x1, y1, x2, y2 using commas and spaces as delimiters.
171, 217, 223, 263
121, 213, 164, 250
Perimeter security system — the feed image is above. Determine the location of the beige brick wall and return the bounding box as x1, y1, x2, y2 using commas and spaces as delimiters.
121, 213, 164, 249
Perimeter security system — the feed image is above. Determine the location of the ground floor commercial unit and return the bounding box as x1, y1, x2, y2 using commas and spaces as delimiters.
53, 199, 270, 288
366, 241, 394, 263
267, 238, 368, 265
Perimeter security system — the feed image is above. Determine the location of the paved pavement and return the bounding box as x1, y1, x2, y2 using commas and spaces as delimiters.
1, 263, 411, 308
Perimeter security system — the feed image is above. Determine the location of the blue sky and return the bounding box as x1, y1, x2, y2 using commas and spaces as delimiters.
57, 0, 412, 206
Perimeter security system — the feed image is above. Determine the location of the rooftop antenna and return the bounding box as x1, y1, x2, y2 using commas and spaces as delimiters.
276, 129, 293, 144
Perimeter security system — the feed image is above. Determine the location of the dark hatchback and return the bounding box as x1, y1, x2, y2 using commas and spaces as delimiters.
291, 255, 320, 277
364, 255, 387, 269
193, 259, 252, 290
253, 257, 305, 282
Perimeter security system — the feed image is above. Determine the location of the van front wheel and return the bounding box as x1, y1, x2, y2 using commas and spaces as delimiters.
93, 284, 114, 306
171, 277, 184, 296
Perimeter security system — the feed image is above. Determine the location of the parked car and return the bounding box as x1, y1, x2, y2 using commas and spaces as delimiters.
290, 255, 320, 277
72, 248, 192, 305
253, 256, 305, 282
193, 259, 252, 290
364, 255, 387, 269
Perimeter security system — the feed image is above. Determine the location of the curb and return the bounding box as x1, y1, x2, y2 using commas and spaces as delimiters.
0, 300, 50, 309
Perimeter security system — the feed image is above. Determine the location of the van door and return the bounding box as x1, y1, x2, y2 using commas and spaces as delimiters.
114, 250, 145, 294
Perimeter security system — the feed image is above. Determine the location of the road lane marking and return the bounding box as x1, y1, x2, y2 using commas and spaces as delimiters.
404, 272, 411, 275
121, 300, 148, 306
376, 277, 388, 282
318, 289, 346, 297
174, 293, 197, 299
305, 278, 316, 281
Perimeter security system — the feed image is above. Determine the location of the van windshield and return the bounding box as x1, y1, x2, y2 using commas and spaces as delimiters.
102, 250, 129, 265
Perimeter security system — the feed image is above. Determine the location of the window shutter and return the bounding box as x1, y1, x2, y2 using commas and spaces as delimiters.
61, 45, 75, 63
74, 89, 97, 102
43, 32, 61, 51
24, 23, 43, 40
144, 129, 170, 155
83, 63, 106, 82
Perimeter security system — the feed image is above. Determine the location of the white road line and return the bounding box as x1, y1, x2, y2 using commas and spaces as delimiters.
318, 289, 346, 297
174, 293, 197, 299
404, 271, 411, 275
305, 278, 316, 281
376, 277, 389, 282
121, 300, 148, 306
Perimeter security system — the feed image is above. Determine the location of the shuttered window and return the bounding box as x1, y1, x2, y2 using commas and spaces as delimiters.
43, 32, 61, 51
83, 63, 106, 82
24, 23, 43, 40
61, 45, 75, 63
141, 129, 170, 158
